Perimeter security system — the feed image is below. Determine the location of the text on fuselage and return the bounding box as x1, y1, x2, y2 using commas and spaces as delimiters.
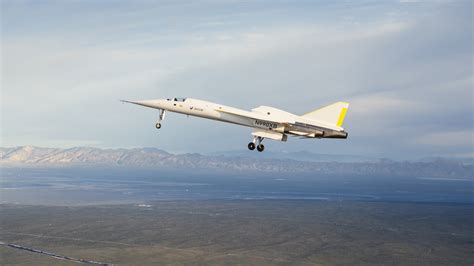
190, 107, 204, 112
254, 119, 278, 129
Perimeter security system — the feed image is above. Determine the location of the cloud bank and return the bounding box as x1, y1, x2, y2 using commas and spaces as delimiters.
1, 1, 472, 159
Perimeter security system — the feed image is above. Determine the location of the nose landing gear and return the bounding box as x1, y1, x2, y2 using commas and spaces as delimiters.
248, 136, 265, 152
155, 109, 166, 129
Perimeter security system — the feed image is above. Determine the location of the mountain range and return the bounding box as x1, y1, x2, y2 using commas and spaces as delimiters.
1, 146, 472, 178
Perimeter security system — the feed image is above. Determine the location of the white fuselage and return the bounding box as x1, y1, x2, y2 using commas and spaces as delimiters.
129, 98, 341, 133
131, 98, 287, 132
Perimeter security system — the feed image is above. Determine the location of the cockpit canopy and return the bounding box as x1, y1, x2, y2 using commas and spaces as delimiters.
166, 97, 187, 102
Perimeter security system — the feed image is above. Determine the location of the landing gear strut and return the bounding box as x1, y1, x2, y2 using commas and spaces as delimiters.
248, 136, 265, 152
155, 109, 166, 129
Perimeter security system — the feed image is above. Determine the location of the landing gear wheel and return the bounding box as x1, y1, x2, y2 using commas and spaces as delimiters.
155, 123, 162, 129
248, 142, 256, 150
257, 144, 265, 152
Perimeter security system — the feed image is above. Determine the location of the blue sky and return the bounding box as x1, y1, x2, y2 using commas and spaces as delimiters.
1, 0, 472, 159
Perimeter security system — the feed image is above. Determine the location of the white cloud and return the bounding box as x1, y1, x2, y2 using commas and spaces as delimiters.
350, 94, 425, 117
416, 130, 474, 147
1, 1, 472, 159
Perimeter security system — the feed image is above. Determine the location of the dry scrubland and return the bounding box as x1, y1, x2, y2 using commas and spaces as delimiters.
1, 200, 472, 265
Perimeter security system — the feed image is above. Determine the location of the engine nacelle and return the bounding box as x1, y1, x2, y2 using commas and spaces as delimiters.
323, 131, 348, 139
252, 130, 288, 142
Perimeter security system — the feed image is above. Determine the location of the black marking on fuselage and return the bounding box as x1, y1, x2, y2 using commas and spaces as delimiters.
254, 119, 278, 129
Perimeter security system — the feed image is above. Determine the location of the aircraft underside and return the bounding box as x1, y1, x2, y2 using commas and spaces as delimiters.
152, 109, 346, 153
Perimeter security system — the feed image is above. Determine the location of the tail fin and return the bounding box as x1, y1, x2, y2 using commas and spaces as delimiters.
302, 102, 349, 127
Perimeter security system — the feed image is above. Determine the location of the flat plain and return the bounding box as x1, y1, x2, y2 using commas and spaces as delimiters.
1, 200, 472, 265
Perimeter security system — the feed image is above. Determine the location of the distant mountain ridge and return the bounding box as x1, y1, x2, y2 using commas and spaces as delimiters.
207, 150, 375, 163
1, 146, 472, 178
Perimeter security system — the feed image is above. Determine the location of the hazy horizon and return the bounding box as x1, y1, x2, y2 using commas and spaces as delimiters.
1, 145, 473, 162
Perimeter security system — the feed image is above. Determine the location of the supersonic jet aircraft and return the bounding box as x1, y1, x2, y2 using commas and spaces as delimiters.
122, 98, 349, 152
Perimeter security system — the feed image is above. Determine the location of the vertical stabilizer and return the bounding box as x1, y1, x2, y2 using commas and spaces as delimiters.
302, 102, 349, 127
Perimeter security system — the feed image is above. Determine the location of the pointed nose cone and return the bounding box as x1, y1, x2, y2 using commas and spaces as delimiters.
121, 99, 164, 109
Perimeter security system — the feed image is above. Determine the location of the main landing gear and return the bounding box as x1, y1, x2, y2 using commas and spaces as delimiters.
248, 136, 265, 152
155, 109, 166, 129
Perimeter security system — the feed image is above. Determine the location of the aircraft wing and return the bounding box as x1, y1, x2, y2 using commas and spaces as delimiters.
215, 106, 284, 122
216, 106, 347, 139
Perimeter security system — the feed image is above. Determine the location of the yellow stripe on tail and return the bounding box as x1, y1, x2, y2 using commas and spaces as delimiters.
336, 107, 348, 127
